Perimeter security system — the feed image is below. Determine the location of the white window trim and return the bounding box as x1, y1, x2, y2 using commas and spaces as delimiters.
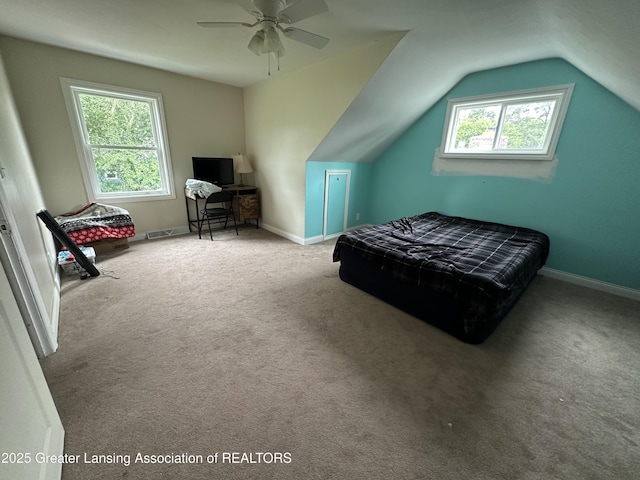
439, 84, 574, 162
60, 78, 175, 203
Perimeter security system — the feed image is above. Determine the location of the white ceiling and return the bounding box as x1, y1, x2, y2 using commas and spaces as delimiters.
1, 0, 639, 163
2, 0, 636, 91
0, 0, 416, 87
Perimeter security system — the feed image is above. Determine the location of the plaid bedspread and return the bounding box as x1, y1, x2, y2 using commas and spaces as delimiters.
333, 212, 550, 332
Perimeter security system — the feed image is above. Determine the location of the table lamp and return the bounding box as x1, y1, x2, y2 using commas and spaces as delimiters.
233, 154, 253, 186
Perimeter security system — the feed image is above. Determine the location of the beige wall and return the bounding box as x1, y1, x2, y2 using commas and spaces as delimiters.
243, 34, 404, 240
0, 36, 245, 235
0, 50, 58, 334
0, 33, 401, 241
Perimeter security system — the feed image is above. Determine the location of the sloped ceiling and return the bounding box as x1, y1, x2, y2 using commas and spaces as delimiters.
0, 0, 638, 164
309, 0, 640, 162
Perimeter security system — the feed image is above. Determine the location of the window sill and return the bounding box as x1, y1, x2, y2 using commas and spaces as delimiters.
92, 192, 176, 203
440, 152, 556, 162
433, 148, 558, 180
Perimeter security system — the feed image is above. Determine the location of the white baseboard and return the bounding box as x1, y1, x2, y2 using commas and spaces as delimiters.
539, 267, 640, 301
51, 272, 61, 348
266, 227, 352, 246
304, 235, 325, 245
348, 223, 371, 230
304, 225, 371, 245
260, 223, 305, 245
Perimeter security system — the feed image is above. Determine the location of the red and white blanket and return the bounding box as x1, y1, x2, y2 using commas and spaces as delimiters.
55, 203, 135, 245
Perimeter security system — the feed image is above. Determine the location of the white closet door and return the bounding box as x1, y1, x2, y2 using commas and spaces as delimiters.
323, 170, 350, 239
0, 266, 64, 480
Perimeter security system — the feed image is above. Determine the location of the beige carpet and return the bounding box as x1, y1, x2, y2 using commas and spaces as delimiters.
41, 227, 640, 480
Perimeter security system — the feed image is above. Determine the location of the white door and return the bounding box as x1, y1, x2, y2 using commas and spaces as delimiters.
0, 265, 64, 480
323, 170, 350, 240
0, 200, 57, 357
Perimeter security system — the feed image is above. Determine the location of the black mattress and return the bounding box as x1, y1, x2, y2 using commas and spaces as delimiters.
333, 212, 550, 343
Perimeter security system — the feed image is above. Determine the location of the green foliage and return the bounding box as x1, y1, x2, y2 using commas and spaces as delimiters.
500, 102, 553, 150
93, 149, 161, 193
454, 107, 497, 148
501, 118, 548, 149
456, 117, 492, 148
80, 94, 155, 146
79, 93, 162, 193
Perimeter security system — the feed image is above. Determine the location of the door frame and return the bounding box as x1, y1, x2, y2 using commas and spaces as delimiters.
0, 197, 57, 357
323, 170, 350, 240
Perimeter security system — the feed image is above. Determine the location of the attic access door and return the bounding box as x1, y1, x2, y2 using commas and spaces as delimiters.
323, 170, 350, 240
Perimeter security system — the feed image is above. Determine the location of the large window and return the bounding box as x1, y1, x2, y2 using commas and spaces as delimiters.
440, 85, 573, 161
61, 78, 175, 202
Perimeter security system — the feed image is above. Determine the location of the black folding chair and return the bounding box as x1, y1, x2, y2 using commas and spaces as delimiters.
198, 191, 238, 240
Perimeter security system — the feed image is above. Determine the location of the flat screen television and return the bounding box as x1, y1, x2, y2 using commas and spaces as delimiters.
192, 157, 235, 186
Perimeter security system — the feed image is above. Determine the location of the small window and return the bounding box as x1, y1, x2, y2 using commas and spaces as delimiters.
440, 85, 573, 161
61, 78, 175, 202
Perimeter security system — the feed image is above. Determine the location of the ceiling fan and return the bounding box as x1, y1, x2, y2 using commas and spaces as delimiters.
197, 0, 330, 61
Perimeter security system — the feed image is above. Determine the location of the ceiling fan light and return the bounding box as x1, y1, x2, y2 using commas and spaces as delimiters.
268, 38, 285, 59
264, 27, 282, 53
248, 30, 265, 55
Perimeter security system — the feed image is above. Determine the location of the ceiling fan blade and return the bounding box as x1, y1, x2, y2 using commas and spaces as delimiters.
278, 0, 328, 24
234, 0, 262, 17
281, 27, 329, 49
197, 21, 256, 28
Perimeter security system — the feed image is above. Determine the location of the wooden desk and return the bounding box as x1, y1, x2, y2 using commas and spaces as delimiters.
185, 185, 259, 232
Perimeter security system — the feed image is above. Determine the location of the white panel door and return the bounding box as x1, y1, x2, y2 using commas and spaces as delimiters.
0, 266, 64, 480
323, 170, 350, 240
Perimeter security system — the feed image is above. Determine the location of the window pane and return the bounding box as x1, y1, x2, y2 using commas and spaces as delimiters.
92, 148, 161, 193
499, 100, 556, 150
79, 94, 156, 147
452, 105, 501, 151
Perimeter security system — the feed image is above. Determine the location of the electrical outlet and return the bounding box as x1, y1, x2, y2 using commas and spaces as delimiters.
356, 213, 360, 221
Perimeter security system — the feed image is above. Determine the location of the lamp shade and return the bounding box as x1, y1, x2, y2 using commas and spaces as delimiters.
248, 30, 266, 56
247, 27, 285, 58
264, 26, 283, 53
233, 154, 253, 174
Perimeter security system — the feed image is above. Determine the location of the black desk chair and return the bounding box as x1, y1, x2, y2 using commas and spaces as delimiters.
198, 191, 238, 240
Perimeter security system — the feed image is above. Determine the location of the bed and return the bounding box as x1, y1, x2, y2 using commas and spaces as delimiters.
332, 212, 550, 343
54, 203, 135, 245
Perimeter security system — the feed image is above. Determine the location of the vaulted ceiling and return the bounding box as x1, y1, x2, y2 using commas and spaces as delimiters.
307, 0, 640, 162
1, 0, 639, 163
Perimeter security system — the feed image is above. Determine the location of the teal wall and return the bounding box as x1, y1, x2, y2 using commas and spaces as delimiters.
369, 58, 640, 290
305, 161, 373, 239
